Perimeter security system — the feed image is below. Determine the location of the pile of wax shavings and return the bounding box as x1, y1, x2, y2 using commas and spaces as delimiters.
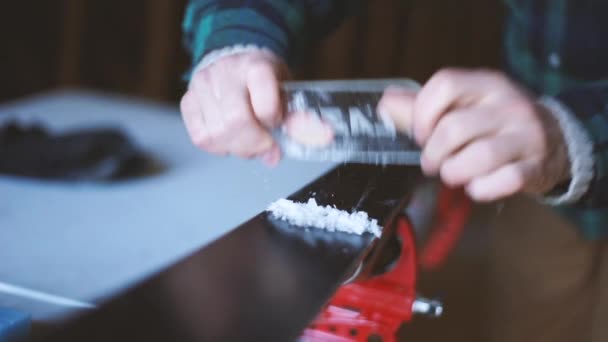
267, 198, 382, 238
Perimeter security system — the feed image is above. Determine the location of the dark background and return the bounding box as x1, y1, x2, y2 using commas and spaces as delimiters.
0, 0, 504, 104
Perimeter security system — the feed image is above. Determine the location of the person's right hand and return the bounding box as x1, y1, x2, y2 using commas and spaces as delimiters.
180, 50, 289, 166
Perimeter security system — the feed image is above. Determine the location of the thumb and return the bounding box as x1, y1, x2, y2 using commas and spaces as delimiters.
377, 86, 418, 137
247, 63, 285, 128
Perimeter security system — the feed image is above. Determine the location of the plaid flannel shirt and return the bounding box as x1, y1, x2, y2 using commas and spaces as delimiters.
182, 0, 608, 239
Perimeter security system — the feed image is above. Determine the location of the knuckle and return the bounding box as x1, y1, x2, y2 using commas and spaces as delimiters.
192, 132, 212, 150
205, 128, 222, 143
180, 91, 196, 114
199, 122, 228, 149
224, 111, 254, 131
192, 68, 213, 85
249, 61, 277, 79
433, 68, 464, 87
436, 67, 462, 80
437, 115, 464, 146
437, 78, 458, 96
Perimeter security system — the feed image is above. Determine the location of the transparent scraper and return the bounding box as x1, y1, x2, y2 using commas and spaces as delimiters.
275, 79, 422, 165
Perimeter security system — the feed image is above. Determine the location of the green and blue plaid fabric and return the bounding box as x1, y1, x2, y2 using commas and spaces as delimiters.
182, 0, 362, 74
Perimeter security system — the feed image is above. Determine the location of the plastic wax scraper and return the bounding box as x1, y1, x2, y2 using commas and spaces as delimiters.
275, 79, 422, 165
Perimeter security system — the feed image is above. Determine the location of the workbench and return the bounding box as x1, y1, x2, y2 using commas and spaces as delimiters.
0, 90, 336, 320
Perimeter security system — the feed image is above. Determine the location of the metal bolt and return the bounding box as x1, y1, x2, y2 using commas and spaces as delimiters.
412, 297, 443, 318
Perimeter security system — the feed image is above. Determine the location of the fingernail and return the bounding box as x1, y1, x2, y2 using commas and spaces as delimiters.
261, 151, 272, 163
261, 154, 276, 167
260, 146, 281, 167
465, 182, 482, 200
420, 154, 437, 176
262, 158, 278, 168
260, 148, 273, 161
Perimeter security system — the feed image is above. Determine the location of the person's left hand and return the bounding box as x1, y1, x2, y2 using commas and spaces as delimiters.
378, 68, 571, 202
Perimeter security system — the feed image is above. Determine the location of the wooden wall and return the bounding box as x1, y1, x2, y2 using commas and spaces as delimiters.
0, 1, 504, 104
300, 0, 504, 81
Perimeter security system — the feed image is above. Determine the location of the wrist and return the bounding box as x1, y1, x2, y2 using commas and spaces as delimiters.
188, 44, 283, 87
537, 96, 595, 205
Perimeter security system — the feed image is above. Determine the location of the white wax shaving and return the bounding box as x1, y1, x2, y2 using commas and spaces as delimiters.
267, 198, 382, 238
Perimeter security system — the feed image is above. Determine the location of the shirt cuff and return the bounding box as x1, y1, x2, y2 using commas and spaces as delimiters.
538, 96, 595, 205
187, 44, 278, 89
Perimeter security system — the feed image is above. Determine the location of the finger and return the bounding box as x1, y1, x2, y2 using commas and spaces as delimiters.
247, 63, 284, 128
260, 144, 282, 167
414, 68, 504, 145
464, 160, 535, 202
438, 134, 525, 187
216, 85, 274, 158
285, 111, 334, 147
377, 86, 417, 135
191, 80, 227, 155
421, 106, 503, 174
180, 90, 224, 154
180, 90, 206, 144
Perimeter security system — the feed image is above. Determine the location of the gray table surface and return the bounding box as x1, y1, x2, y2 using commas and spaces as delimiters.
0, 90, 336, 321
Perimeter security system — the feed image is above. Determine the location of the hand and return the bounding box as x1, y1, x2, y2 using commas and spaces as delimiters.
378, 68, 571, 202
180, 50, 289, 166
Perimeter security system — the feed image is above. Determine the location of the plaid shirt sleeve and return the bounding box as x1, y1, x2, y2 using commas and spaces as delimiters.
504, 0, 608, 211
182, 0, 362, 77
555, 84, 608, 208
549, 86, 608, 239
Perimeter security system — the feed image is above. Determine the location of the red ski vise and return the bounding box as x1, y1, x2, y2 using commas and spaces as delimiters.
300, 187, 471, 342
